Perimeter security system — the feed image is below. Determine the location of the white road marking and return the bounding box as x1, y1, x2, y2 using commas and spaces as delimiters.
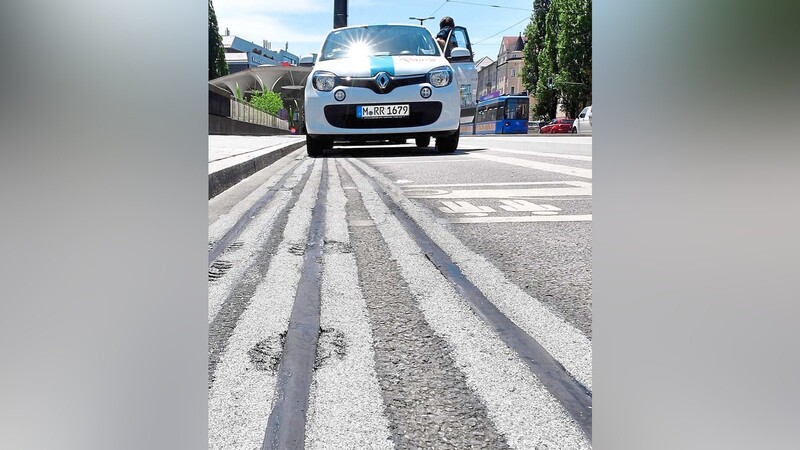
373, 159, 476, 164
306, 160, 393, 450
464, 136, 592, 145
406, 181, 591, 189
498, 200, 561, 213
349, 158, 593, 392
406, 187, 592, 199
466, 153, 592, 179
463, 147, 592, 162
208, 160, 323, 450
447, 214, 593, 224
438, 201, 496, 214
395, 179, 413, 184
341, 158, 591, 449
208, 159, 313, 323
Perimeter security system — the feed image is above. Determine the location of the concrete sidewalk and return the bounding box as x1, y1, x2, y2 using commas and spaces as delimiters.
208, 135, 306, 199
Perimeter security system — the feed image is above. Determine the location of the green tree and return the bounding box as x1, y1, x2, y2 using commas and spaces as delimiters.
249, 89, 284, 115
209, 0, 228, 80
522, 0, 551, 95
554, 0, 591, 118
534, 0, 560, 119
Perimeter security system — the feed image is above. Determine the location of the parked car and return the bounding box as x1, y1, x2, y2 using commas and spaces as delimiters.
303, 24, 478, 156
572, 105, 592, 133
528, 119, 548, 131
539, 118, 575, 134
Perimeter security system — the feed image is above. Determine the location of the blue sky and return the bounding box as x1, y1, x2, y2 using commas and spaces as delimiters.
213, 0, 533, 62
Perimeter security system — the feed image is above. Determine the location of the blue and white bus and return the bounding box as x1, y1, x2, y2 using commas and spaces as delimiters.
473, 95, 530, 134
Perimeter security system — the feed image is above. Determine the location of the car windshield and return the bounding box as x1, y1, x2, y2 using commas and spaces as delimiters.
320, 25, 440, 60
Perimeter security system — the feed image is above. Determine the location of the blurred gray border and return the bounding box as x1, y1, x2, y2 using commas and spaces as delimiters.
0, 1, 207, 449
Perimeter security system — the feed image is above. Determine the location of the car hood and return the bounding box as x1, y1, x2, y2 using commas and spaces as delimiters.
313, 55, 448, 77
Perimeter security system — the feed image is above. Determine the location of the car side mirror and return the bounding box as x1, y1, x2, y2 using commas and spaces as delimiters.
448, 47, 471, 61
298, 54, 316, 66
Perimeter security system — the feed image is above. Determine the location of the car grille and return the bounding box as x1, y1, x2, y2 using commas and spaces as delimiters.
324, 102, 442, 129
339, 74, 428, 94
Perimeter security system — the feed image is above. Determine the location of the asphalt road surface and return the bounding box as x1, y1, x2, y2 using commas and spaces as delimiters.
208, 134, 593, 449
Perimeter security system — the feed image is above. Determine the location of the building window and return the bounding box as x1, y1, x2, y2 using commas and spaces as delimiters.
511, 86, 515, 94
511, 69, 516, 77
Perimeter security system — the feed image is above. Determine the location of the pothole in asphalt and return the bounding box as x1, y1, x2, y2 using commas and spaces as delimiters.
315, 328, 347, 369
323, 240, 353, 254
248, 333, 285, 374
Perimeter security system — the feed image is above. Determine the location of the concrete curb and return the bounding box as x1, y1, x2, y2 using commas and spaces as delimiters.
208, 140, 306, 199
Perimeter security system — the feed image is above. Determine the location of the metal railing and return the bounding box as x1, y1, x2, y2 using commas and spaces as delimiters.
229, 97, 289, 131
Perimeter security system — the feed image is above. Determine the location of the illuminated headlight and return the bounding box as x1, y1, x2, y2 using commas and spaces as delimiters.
427, 66, 453, 87
334, 89, 346, 101
420, 86, 432, 98
312, 71, 338, 91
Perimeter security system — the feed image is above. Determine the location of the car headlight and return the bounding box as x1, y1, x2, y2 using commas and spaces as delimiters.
427, 66, 453, 88
312, 71, 338, 91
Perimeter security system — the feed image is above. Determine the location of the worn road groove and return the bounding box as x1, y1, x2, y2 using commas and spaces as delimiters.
209, 157, 306, 267
208, 160, 315, 386
262, 162, 328, 450
347, 158, 592, 441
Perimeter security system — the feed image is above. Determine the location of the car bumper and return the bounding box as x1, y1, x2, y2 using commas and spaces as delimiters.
305, 82, 460, 136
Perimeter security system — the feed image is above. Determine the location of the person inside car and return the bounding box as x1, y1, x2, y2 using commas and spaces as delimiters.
436, 16, 457, 55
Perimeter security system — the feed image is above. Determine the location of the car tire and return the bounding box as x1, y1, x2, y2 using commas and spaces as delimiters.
571, 127, 577, 134
436, 131, 459, 154
306, 135, 326, 157
415, 136, 430, 148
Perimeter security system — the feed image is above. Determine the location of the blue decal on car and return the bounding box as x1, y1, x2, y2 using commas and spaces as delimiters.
369, 56, 395, 77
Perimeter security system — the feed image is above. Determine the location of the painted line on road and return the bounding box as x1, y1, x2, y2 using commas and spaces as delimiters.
208, 160, 322, 450
345, 158, 593, 443
446, 214, 592, 224
351, 158, 593, 393
305, 159, 393, 449
262, 161, 328, 450
460, 147, 592, 162
465, 153, 592, 179
370, 159, 476, 164
405, 187, 592, 199
404, 181, 591, 188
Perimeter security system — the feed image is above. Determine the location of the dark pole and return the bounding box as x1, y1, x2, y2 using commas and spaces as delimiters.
334, 0, 347, 29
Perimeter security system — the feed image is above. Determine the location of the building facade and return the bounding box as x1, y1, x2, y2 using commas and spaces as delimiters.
221, 34, 299, 74
477, 34, 535, 107
496, 35, 526, 96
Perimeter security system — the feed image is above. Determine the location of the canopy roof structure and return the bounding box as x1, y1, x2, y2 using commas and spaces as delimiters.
209, 65, 313, 117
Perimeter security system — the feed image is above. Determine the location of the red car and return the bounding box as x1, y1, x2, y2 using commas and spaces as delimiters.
539, 118, 575, 134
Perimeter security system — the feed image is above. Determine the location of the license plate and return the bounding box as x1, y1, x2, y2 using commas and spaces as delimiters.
356, 104, 410, 119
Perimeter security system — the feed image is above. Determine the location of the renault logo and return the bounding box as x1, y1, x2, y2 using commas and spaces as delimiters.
375, 72, 390, 90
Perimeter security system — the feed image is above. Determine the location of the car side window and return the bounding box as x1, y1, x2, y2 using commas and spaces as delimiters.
449, 27, 474, 62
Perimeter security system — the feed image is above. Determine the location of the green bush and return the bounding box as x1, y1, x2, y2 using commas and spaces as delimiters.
249, 89, 284, 115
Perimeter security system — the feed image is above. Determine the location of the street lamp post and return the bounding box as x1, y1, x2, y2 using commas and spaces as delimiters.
409, 16, 435, 26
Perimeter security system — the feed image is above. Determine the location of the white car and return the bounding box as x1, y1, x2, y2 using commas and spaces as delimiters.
303, 24, 477, 157
572, 105, 592, 134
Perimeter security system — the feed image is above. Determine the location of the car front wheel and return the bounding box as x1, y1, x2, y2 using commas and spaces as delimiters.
436, 131, 459, 154
306, 135, 326, 157
571, 127, 577, 134
415, 136, 430, 148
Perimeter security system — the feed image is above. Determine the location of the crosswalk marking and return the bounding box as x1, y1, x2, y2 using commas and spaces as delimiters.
499, 200, 561, 214
438, 200, 496, 214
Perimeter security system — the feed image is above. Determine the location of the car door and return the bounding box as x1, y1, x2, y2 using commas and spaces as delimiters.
445, 26, 478, 126
576, 107, 588, 132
